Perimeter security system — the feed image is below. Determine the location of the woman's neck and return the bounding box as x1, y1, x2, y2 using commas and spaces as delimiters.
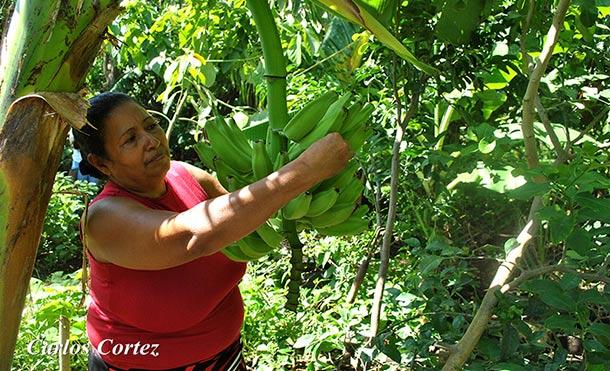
110, 177, 168, 199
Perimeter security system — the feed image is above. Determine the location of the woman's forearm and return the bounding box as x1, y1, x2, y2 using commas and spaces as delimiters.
176, 159, 317, 255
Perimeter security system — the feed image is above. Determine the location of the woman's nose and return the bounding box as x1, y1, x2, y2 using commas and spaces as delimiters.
144, 132, 161, 149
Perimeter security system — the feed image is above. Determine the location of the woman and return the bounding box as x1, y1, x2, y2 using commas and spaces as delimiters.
75, 92, 352, 370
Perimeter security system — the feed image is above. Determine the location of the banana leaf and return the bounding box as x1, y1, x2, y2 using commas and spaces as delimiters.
313, 0, 439, 75
354, 0, 397, 26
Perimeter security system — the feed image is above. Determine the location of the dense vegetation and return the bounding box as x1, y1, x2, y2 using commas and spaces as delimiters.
11, 0, 610, 369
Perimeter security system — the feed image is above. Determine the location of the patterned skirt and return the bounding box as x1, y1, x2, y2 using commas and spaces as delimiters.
88, 337, 248, 371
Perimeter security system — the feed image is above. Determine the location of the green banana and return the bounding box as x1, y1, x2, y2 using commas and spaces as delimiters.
282, 192, 312, 220
224, 117, 254, 157
213, 157, 231, 190
308, 202, 356, 228
252, 140, 273, 181
213, 157, 251, 190
287, 92, 353, 160
221, 244, 251, 262
273, 151, 289, 171
335, 176, 365, 205
305, 188, 339, 217
193, 142, 215, 170
352, 204, 370, 219
226, 176, 238, 192
316, 160, 359, 191
206, 118, 252, 173
237, 234, 270, 259
317, 214, 369, 236
266, 126, 282, 161
340, 101, 362, 132
344, 125, 373, 152
282, 91, 338, 141
256, 221, 284, 249
268, 217, 283, 231
340, 102, 374, 134
328, 107, 348, 135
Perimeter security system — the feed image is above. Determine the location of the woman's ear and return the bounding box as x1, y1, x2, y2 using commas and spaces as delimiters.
87, 153, 112, 177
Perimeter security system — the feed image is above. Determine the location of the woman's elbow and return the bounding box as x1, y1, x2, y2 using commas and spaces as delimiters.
185, 232, 226, 256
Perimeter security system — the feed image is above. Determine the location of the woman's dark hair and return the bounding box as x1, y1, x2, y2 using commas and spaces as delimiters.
73, 92, 134, 179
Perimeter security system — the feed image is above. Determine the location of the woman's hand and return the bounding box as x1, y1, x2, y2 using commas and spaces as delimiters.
295, 133, 353, 183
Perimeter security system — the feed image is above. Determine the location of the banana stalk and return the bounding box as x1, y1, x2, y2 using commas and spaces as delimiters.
0, 1, 121, 367
283, 218, 304, 312
246, 0, 305, 311
245, 0, 288, 132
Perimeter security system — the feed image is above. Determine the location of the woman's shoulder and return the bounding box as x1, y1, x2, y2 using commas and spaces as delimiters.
87, 195, 150, 225
172, 160, 207, 181
171, 160, 212, 190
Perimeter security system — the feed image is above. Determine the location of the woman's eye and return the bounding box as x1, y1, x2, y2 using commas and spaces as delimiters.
126, 136, 136, 144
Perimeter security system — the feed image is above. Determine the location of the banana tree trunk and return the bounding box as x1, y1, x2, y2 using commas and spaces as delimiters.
245, 0, 306, 311
0, 1, 121, 368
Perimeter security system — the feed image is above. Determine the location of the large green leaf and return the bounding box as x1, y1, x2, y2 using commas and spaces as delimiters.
354, 0, 397, 26
575, 193, 610, 224
522, 279, 576, 312
314, 0, 438, 75
434, 0, 485, 44
589, 323, 610, 345
537, 205, 575, 244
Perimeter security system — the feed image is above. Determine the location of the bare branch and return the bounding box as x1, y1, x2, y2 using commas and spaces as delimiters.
503, 264, 610, 293
519, 0, 536, 74
346, 227, 383, 304
370, 37, 422, 336
565, 107, 610, 153
521, 0, 570, 170
443, 2, 571, 368
442, 216, 540, 370
535, 95, 567, 161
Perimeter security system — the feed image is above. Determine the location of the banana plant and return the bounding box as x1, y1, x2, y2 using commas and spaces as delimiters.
0, 0, 121, 368
313, 0, 439, 76
240, 0, 389, 311
245, 0, 306, 311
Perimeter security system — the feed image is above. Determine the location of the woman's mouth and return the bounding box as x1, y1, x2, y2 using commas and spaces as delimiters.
146, 152, 165, 165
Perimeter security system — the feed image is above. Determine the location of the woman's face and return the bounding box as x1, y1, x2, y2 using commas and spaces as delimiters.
91, 101, 171, 189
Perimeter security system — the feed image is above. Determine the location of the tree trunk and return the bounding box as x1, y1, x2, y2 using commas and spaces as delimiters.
0, 1, 121, 368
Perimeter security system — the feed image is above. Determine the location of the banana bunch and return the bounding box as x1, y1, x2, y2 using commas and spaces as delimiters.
278, 91, 375, 237
220, 220, 284, 262
194, 91, 375, 263
195, 116, 285, 262
284, 92, 375, 160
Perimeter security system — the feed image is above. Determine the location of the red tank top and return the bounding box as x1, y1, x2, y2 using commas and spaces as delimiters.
85, 161, 247, 369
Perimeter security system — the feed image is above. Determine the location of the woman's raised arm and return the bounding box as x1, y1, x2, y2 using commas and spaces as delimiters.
84, 133, 352, 270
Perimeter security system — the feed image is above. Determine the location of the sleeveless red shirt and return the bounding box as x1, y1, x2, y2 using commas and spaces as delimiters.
85, 161, 247, 369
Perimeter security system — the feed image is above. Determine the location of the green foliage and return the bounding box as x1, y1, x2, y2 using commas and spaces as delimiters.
13, 271, 88, 370
14, 0, 610, 369
35, 173, 99, 279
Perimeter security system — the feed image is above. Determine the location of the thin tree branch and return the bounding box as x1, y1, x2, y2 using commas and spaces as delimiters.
535, 95, 567, 161
370, 55, 421, 338
147, 109, 171, 124
565, 106, 610, 153
346, 227, 383, 304
503, 264, 610, 293
519, 0, 536, 74
166, 88, 189, 143
442, 1, 571, 369
442, 217, 539, 370
521, 0, 570, 170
